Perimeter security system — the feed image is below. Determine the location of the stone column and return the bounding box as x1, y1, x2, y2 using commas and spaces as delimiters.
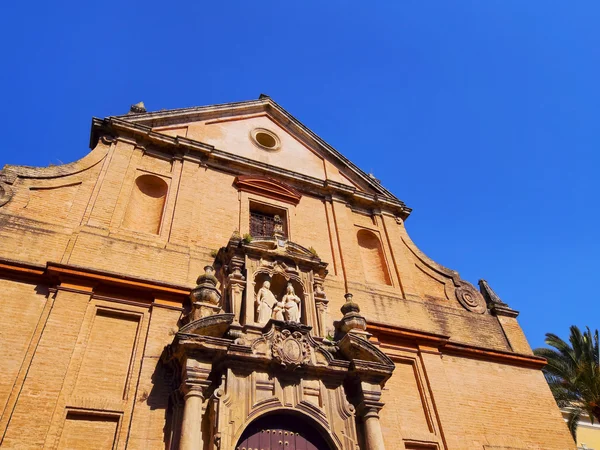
360, 402, 386, 450
178, 361, 212, 450
356, 379, 387, 450
179, 385, 205, 450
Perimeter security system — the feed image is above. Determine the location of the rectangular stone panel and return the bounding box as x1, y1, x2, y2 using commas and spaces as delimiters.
73, 309, 140, 400
381, 360, 432, 439
58, 412, 119, 449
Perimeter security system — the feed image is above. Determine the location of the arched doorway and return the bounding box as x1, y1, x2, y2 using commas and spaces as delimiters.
235, 412, 333, 450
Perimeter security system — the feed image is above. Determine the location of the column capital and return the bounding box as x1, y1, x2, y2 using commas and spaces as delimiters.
180, 363, 212, 400
181, 383, 207, 401
358, 400, 385, 418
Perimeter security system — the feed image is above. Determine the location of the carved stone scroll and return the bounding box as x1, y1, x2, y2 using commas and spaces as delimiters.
455, 281, 487, 314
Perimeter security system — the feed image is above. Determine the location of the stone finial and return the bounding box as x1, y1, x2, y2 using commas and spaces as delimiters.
336, 293, 369, 339
478, 279, 519, 318
341, 293, 360, 316
478, 279, 507, 306
189, 266, 222, 321
129, 101, 147, 114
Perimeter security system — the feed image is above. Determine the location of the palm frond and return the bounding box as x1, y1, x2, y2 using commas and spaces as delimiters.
566, 408, 581, 441
537, 326, 600, 431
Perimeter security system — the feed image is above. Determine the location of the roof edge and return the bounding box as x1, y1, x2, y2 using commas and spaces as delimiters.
111, 95, 402, 204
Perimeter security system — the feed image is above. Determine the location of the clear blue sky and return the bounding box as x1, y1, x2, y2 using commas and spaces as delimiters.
1, 1, 598, 349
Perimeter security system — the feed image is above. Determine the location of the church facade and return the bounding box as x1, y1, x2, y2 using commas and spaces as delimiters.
0, 96, 573, 449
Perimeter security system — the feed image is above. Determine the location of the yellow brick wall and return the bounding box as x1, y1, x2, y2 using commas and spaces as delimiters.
0, 113, 573, 448
440, 355, 574, 449
0, 278, 49, 435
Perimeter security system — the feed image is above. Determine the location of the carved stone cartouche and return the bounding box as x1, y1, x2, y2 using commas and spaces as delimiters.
271, 328, 311, 370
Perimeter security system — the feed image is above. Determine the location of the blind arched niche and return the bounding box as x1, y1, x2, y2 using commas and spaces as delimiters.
122, 174, 168, 234
357, 229, 391, 286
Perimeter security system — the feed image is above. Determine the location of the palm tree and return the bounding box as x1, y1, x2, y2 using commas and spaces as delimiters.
534, 326, 600, 441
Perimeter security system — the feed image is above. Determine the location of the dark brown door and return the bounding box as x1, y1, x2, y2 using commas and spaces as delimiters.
236, 414, 331, 450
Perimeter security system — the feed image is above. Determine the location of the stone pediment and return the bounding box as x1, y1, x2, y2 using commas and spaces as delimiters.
94, 95, 411, 218
338, 333, 394, 370
247, 237, 325, 266
217, 231, 328, 276
178, 313, 235, 337
235, 175, 302, 205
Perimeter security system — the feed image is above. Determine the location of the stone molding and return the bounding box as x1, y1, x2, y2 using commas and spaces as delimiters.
89, 116, 411, 219
235, 175, 302, 205
108, 95, 404, 206
368, 321, 547, 369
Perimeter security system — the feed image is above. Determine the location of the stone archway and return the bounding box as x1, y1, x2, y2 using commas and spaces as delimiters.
235, 412, 334, 450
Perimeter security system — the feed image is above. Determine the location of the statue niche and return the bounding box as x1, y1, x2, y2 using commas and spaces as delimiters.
254, 273, 304, 325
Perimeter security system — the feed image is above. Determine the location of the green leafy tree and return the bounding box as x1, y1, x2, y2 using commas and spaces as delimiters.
534, 326, 600, 441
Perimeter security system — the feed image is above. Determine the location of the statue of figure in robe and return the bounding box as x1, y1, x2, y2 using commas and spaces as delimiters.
282, 282, 301, 323
272, 300, 285, 321
256, 280, 277, 324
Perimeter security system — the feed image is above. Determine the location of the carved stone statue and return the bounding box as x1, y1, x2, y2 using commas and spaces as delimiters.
273, 214, 284, 236
256, 280, 277, 323
272, 300, 285, 321
282, 282, 301, 323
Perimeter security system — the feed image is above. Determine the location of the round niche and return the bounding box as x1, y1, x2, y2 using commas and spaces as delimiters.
250, 128, 281, 151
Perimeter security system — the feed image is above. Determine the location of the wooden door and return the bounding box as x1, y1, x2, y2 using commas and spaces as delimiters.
236, 414, 331, 450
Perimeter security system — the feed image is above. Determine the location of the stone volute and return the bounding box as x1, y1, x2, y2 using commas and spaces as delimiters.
189, 265, 222, 320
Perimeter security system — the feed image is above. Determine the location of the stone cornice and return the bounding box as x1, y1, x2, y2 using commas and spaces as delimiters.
0, 257, 535, 366
0, 258, 190, 302
92, 109, 412, 219
368, 322, 546, 370
111, 95, 401, 202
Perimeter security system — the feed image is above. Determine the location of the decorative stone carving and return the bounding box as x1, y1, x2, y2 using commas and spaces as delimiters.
166, 287, 395, 450
256, 280, 277, 324
281, 282, 301, 322
0, 180, 13, 207
273, 214, 284, 237
313, 275, 330, 338
478, 279, 506, 306
455, 281, 487, 314
478, 279, 519, 317
225, 253, 246, 326
272, 329, 311, 370
336, 293, 370, 340
234, 175, 302, 205
128, 101, 147, 114
178, 313, 235, 337
189, 266, 222, 320
272, 298, 285, 321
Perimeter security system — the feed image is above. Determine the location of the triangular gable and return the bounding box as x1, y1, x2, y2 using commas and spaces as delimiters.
112, 95, 400, 202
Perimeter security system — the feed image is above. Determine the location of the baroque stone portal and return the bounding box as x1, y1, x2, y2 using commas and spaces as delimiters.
164, 231, 395, 450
